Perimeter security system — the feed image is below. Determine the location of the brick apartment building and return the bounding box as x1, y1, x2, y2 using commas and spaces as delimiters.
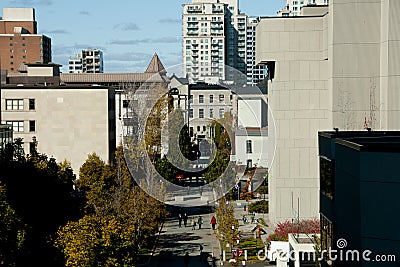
0, 8, 51, 73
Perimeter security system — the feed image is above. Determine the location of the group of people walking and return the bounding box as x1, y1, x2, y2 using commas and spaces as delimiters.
178, 212, 217, 231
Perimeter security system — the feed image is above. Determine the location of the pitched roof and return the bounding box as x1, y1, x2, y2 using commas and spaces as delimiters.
145, 53, 166, 74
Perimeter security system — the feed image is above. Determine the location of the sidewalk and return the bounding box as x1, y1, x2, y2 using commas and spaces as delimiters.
148, 209, 221, 267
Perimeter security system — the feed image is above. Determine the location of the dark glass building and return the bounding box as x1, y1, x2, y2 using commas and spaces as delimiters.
319, 131, 400, 267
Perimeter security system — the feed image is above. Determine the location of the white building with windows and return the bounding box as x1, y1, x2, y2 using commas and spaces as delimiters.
182, 0, 247, 83
233, 87, 268, 168
68, 48, 104, 73
68, 54, 82, 73
1, 84, 115, 173
245, 17, 266, 85
278, 0, 328, 16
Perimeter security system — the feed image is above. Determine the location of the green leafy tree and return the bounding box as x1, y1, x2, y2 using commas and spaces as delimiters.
56, 147, 167, 265
216, 198, 240, 247
0, 185, 26, 267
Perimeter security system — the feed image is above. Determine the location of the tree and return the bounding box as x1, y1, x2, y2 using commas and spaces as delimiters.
0, 137, 80, 266
203, 118, 233, 184
216, 198, 240, 247
0, 185, 26, 267
56, 148, 167, 265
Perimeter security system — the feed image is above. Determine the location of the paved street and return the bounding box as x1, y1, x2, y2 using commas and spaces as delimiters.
147, 202, 276, 267
148, 207, 220, 267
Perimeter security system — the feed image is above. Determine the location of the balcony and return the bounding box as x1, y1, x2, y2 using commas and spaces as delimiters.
212, 8, 223, 13
187, 6, 202, 13
187, 31, 199, 36
187, 22, 198, 28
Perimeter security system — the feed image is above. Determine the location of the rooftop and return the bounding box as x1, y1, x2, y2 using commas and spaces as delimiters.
319, 131, 400, 152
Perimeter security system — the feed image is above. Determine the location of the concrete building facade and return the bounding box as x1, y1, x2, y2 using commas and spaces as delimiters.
1, 85, 115, 174
0, 8, 52, 73
256, 0, 400, 225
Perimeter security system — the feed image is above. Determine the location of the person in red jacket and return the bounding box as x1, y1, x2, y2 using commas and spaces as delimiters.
210, 215, 217, 230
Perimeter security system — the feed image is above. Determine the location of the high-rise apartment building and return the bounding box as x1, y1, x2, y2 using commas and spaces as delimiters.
182, 0, 247, 83
245, 17, 266, 85
0, 8, 52, 73
279, 0, 328, 16
68, 54, 82, 73
68, 49, 104, 73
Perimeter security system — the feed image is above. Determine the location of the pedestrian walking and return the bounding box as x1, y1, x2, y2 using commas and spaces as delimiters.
198, 215, 203, 229
183, 213, 188, 227
184, 252, 190, 267
251, 213, 255, 224
191, 217, 197, 230
242, 214, 247, 224
178, 213, 182, 228
210, 215, 217, 230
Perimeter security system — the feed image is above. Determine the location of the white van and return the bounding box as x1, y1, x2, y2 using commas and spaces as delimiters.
266, 241, 290, 262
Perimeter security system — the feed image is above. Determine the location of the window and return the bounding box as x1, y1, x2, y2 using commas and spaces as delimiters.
6, 121, 24, 132
219, 94, 225, 102
246, 140, 252, 154
197, 126, 201, 131
29, 121, 36, 132
189, 127, 194, 137
29, 99, 35, 110
6, 99, 23, 110
29, 141, 36, 155
219, 108, 224, 118
203, 126, 206, 131
22, 43, 26, 46
209, 108, 214, 118
320, 157, 334, 199
199, 95, 204, 103
199, 108, 204, 118
189, 94, 193, 104
189, 109, 194, 118
122, 100, 130, 108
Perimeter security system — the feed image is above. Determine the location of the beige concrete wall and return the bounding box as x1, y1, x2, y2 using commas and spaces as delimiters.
257, 15, 330, 224
257, 0, 400, 225
1, 87, 113, 174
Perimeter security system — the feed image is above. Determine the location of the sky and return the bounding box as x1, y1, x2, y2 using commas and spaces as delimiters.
0, 0, 286, 73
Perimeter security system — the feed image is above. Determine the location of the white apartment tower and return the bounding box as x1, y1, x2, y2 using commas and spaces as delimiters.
68, 48, 104, 73
279, 0, 328, 16
182, 0, 247, 83
245, 17, 266, 85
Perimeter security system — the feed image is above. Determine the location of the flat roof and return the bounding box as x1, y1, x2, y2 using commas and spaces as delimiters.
319, 131, 400, 152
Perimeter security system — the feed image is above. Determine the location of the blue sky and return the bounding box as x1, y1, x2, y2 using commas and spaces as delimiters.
1, 0, 285, 73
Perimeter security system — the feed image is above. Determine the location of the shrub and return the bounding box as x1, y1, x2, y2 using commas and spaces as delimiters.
267, 219, 320, 242
248, 200, 268, 214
